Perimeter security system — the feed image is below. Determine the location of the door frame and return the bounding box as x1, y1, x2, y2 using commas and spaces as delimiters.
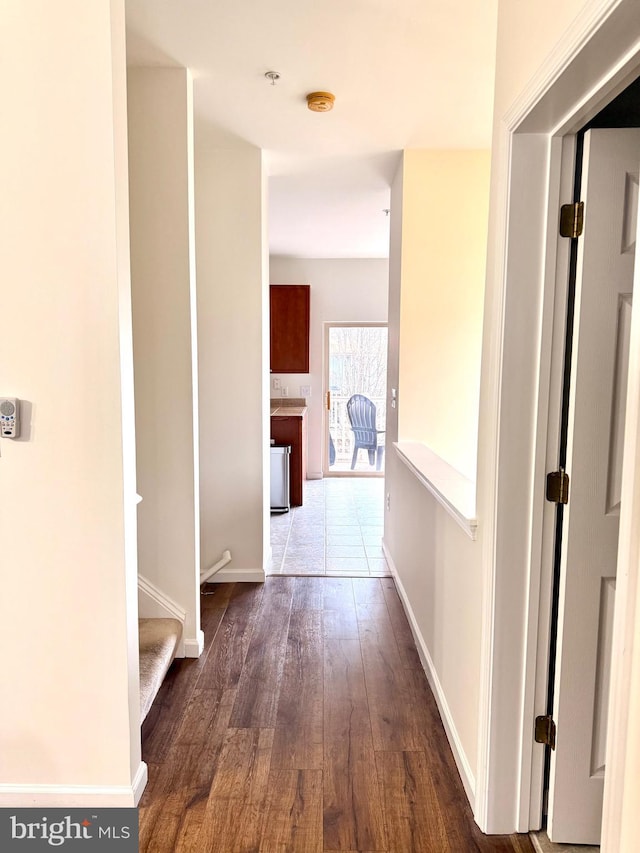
322, 321, 388, 477
474, 0, 640, 845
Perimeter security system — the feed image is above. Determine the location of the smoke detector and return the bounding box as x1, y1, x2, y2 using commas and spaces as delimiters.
306, 91, 335, 112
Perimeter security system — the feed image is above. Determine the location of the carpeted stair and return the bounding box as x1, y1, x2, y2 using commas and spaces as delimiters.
139, 618, 182, 723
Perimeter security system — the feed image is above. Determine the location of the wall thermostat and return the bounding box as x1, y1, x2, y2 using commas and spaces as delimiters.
0, 398, 20, 438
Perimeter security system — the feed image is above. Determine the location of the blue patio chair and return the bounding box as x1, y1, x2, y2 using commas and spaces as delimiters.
346, 394, 385, 470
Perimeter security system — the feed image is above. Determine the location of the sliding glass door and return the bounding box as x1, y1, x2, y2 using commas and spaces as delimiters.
324, 323, 388, 476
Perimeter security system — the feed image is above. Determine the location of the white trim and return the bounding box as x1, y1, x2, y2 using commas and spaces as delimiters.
264, 544, 274, 575
383, 539, 476, 804
138, 574, 186, 622
133, 761, 148, 806
0, 762, 148, 808
306, 471, 323, 480
204, 567, 265, 583
476, 126, 586, 836
474, 117, 513, 835
184, 630, 205, 658
524, 134, 577, 832
393, 441, 477, 540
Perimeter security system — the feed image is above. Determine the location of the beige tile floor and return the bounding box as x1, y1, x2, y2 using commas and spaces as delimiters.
269, 476, 390, 576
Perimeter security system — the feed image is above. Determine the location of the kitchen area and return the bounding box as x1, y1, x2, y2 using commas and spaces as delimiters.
270, 398, 307, 511
269, 284, 310, 514
268, 283, 388, 577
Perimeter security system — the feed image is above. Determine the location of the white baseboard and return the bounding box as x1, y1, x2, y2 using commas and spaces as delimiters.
306, 471, 323, 480
204, 567, 265, 583
184, 630, 205, 658
0, 762, 149, 808
133, 761, 148, 805
382, 539, 476, 805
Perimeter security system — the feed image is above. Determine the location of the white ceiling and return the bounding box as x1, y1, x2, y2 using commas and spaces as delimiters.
125, 0, 498, 258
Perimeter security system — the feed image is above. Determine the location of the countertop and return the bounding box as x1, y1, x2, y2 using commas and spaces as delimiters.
270, 406, 307, 416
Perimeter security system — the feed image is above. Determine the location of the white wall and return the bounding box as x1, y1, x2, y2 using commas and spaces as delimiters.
386, 452, 483, 777
269, 258, 389, 476
128, 67, 201, 654
0, 0, 142, 803
493, 0, 587, 115
196, 138, 269, 580
399, 150, 490, 481
384, 156, 484, 792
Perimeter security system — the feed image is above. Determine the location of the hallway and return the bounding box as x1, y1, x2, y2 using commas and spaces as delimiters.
139, 576, 534, 852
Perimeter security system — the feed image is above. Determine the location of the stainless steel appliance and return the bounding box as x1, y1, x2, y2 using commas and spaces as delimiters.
270, 443, 291, 512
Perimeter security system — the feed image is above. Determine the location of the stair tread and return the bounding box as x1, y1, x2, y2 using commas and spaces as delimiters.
139, 618, 182, 723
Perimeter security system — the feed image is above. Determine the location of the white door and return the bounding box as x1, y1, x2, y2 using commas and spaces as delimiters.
547, 129, 640, 843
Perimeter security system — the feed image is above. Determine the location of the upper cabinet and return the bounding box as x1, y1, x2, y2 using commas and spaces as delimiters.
270, 284, 310, 373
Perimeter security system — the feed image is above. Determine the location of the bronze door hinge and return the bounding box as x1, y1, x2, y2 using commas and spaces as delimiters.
560, 202, 584, 238
546, 469, 569, 505
535, 715, 556, 750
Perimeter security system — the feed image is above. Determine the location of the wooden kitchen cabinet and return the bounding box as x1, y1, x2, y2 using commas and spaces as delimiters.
271, 412, 306, 506
270, 284, 310, 373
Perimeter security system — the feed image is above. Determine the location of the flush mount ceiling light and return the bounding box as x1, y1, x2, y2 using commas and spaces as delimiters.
306, 91, 335, 112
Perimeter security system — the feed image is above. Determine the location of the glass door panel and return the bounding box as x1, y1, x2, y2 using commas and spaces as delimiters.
325, 324, 388, 475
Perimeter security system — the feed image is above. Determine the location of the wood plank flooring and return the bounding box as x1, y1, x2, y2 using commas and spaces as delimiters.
139, 577, 535, 852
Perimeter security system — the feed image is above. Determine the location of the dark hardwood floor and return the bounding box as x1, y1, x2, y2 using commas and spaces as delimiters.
140, 577, 535, 852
